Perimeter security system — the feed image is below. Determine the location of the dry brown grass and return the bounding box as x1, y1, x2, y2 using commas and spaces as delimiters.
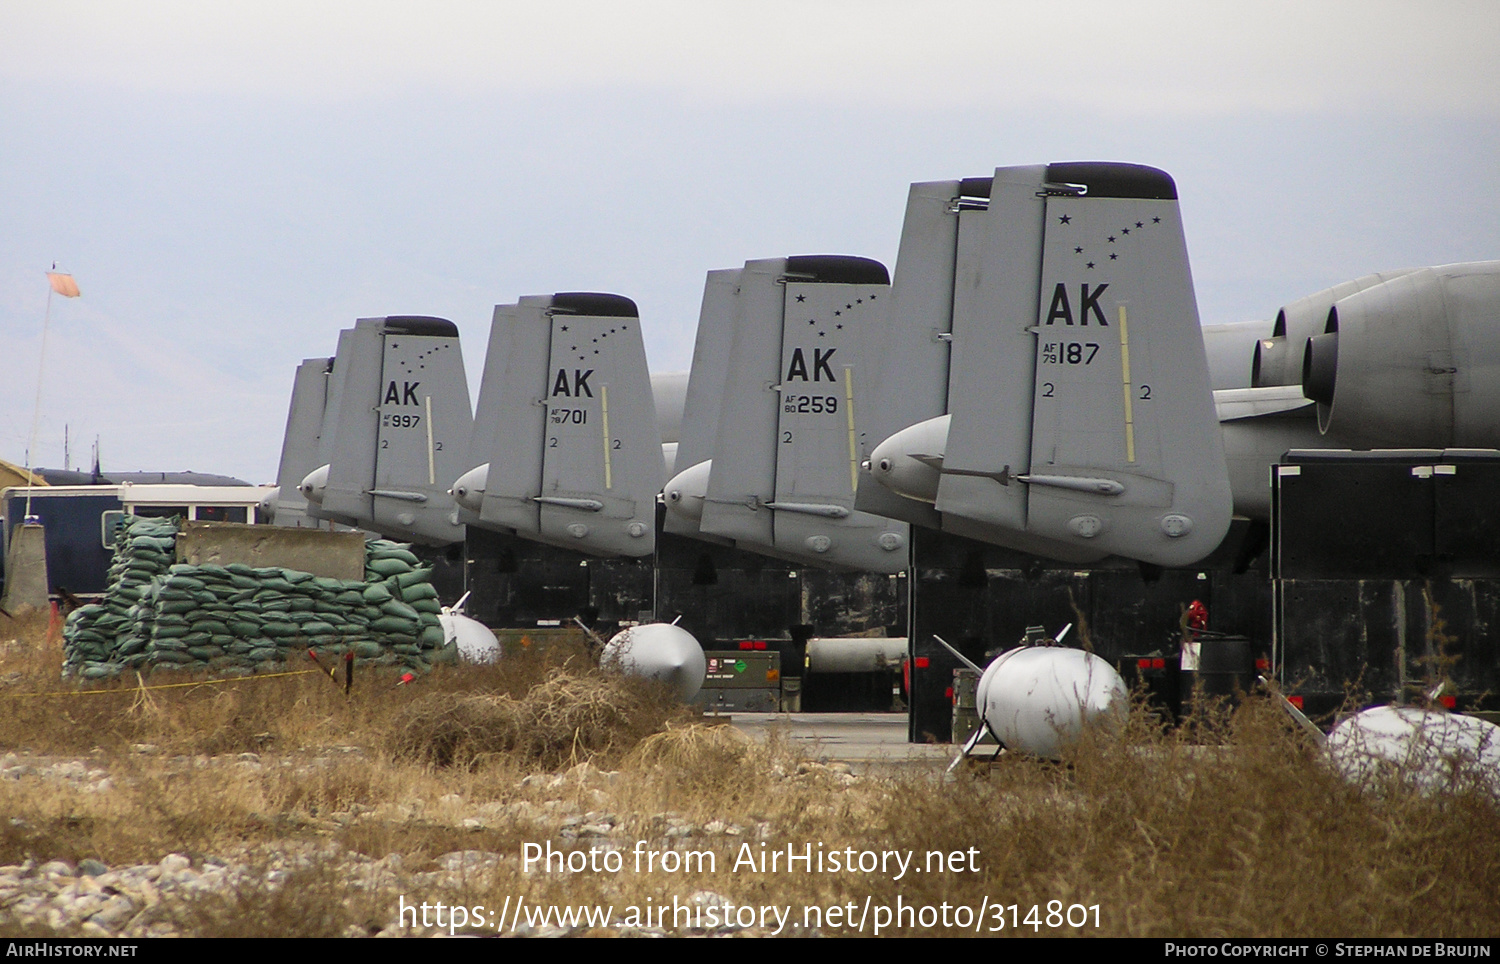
389, 673, 691, 771
0, 615, 1497, 938
909, 700, 1500, 937
0, 625, 603, 757
0, 608, 61, 678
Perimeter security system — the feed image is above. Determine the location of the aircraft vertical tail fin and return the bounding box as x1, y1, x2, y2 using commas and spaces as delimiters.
934, 164, 1049, 534
269, 355, 335, 527
862, 169, 1115, 561
458, 303, 520, 526
305, 326, 373, 527
319, 316, 471, 545
651, 371, 688, 478
475, 294, 663, 556
854, 179, 969, 527
698, 255, 909, 572
697, 259, 785, 550
663, 269, 742, 540
937, 162, 1231, 566
475, 298, 551, 535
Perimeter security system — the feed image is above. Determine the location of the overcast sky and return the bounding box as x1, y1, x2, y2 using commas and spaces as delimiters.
2, 1, 1496, 483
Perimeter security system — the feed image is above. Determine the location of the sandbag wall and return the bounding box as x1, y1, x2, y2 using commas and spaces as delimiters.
63, 517, 446, 679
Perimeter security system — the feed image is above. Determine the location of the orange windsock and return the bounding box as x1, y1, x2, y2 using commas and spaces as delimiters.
47, 272, 80, 298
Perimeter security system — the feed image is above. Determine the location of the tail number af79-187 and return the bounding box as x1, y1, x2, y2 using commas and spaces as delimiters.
1041, 342, 1100, 365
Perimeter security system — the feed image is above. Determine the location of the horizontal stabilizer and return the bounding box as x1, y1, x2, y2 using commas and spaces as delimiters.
1213, 385, 1314, 422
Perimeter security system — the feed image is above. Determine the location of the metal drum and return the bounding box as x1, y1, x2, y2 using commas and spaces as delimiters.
1187, 634, 1256, 711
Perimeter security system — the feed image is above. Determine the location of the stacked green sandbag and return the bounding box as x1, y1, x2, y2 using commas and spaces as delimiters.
362, 539, 448, 656
62, 516, 180, 678
62, 519, 446, 678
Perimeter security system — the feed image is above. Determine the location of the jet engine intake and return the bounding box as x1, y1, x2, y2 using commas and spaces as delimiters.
1298, 262, 1500, 448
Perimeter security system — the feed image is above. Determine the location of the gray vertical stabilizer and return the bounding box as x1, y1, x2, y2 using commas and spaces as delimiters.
303, 327, 361, 527
697, 256, 910, 573
854, 179, 966, 528
866, 162, 1233, 567
318, 316, 471, 545
663, 269, 742, 542
473, 293, 663, 557
269, 355, 335, 528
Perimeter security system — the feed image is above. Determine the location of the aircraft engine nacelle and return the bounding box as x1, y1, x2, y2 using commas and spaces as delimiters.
258, 486, 281, 522
1327, 705, 1500, 797
867, 415, 948, 504
451, 463, 488, 514
601, 623, 707, 702
975, 646, 1127, 760
1251, 269, 1420, 388
1300, 262, 1500, 448
662, 460, 712, 526
300, 464, 330, 505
